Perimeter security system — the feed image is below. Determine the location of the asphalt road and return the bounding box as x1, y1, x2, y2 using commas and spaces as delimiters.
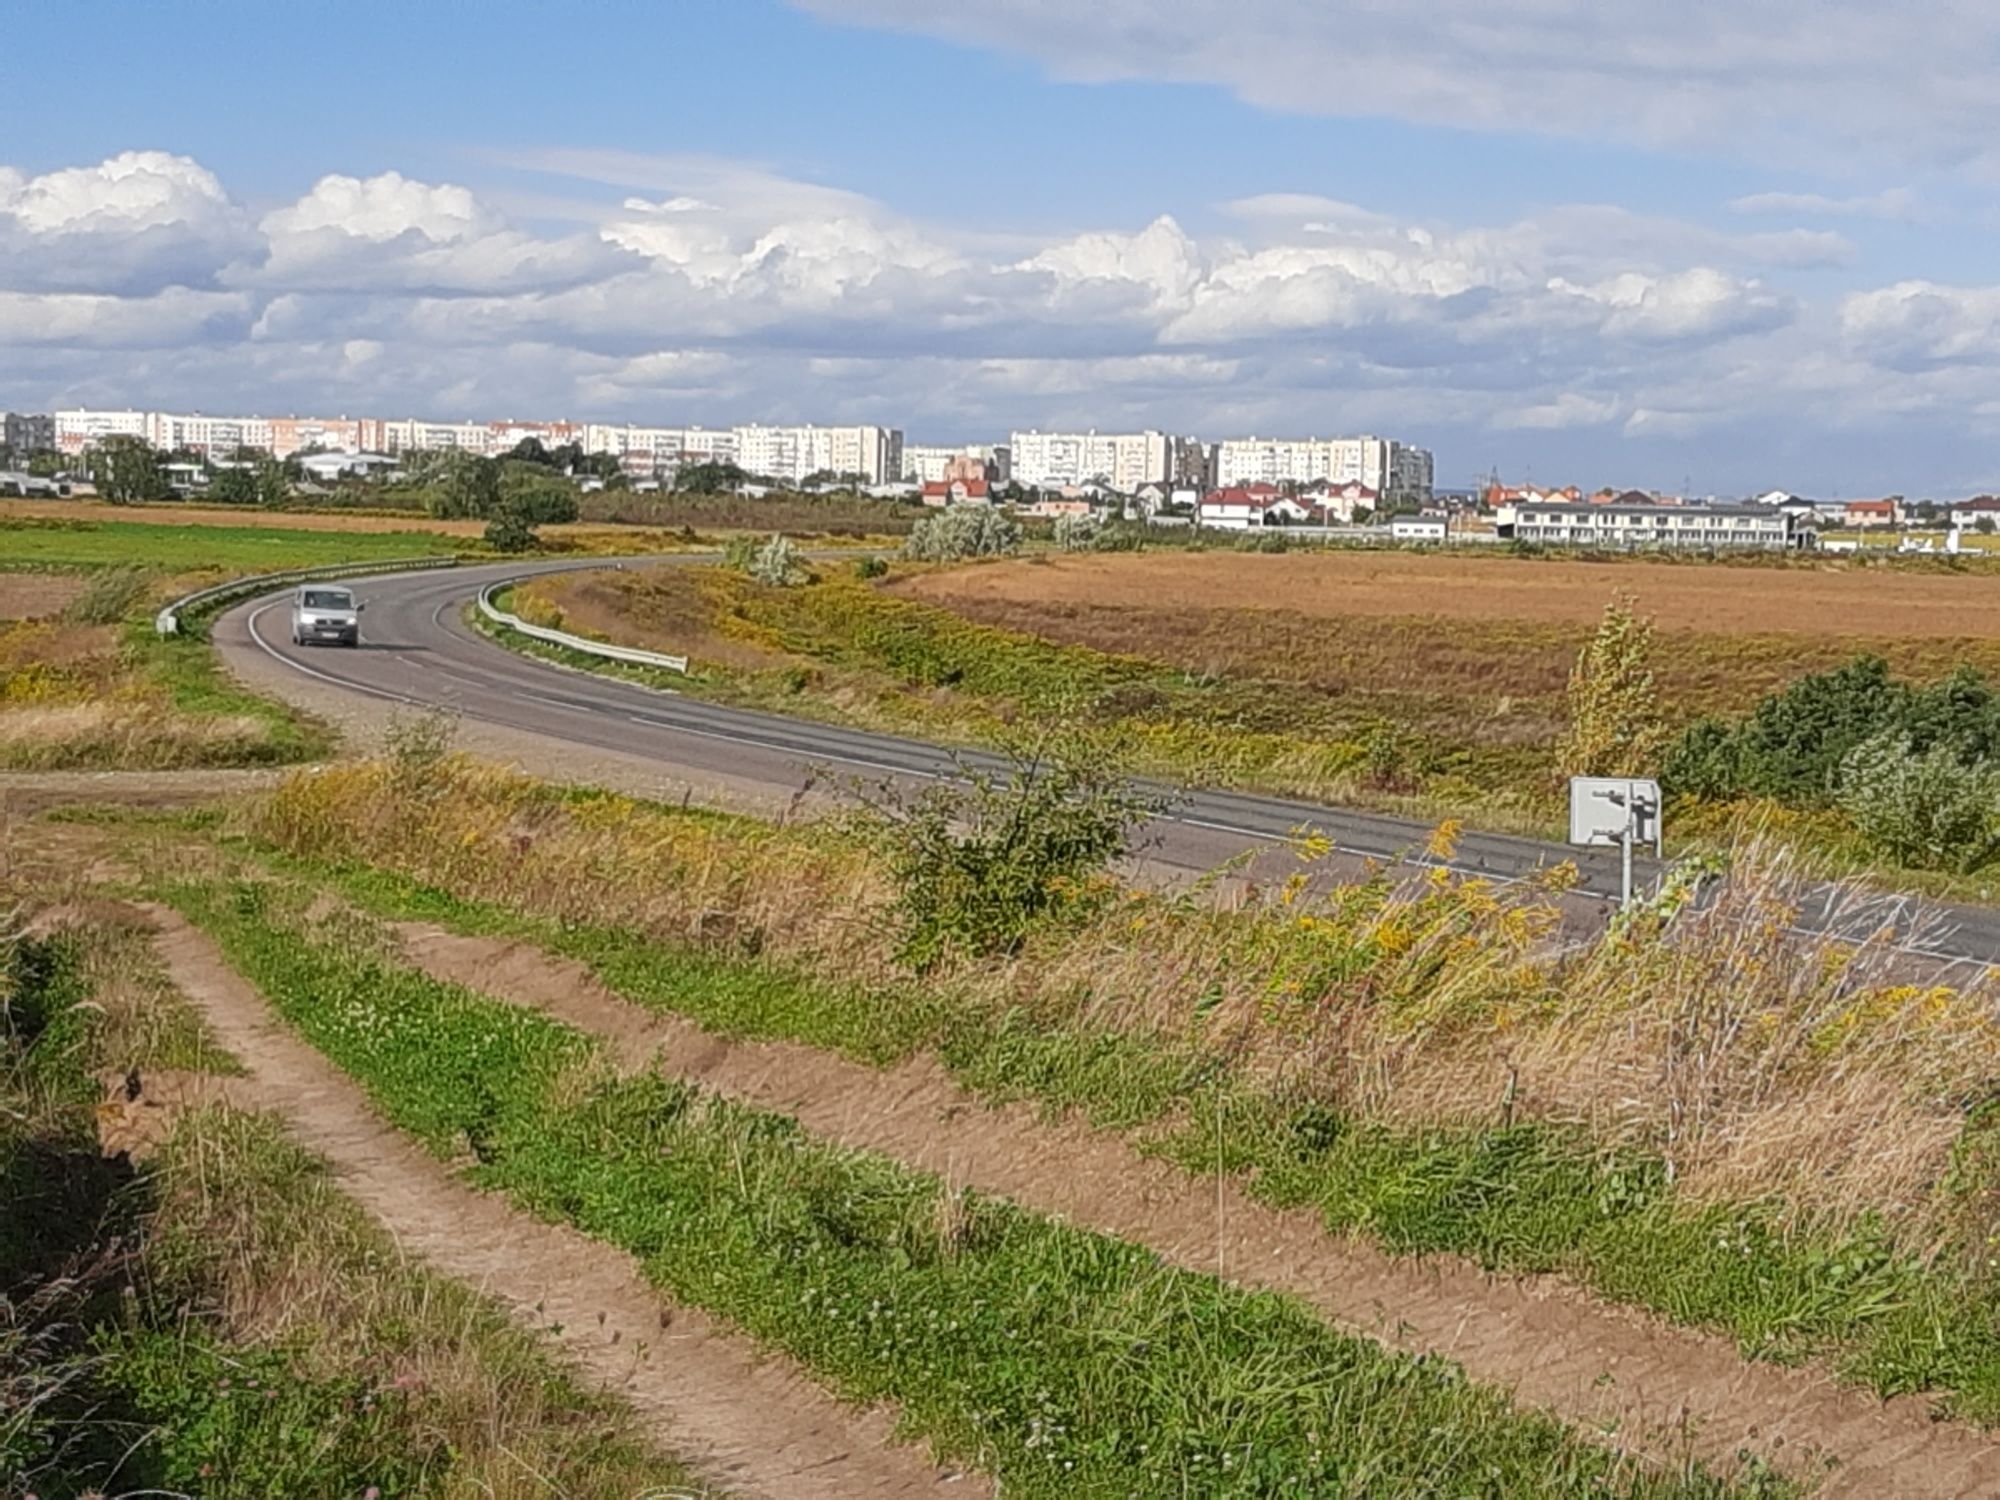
212, 557, 2000, 970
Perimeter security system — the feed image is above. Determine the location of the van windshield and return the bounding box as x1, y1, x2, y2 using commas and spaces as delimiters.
301, 590, 354, 610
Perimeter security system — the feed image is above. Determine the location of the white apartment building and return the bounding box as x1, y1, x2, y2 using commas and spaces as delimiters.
733, 424, 903, 485
1215, 435, 1434, 502
901, 443, 1012, 485
55, 409, 150, 453
379, 418, 493, 455
1217, 435, 1385, 490
146, 411, 273, 455
1009, 429, 1176, 492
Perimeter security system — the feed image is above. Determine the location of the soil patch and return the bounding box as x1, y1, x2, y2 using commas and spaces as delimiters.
140, 902, 978, 1500
392, 920, 2000, 1497
0, 573, 84, 620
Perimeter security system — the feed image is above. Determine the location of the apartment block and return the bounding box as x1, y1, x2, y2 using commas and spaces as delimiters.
55, 408, 151, 453
902, 443, 1012, 485
1, 412, 55, 453
733, 424, 903, 485
1008, 429, 1176, 491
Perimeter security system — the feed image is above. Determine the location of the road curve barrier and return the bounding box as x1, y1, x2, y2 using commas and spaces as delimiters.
477, 577, 689, 674
155, 555, 461, 637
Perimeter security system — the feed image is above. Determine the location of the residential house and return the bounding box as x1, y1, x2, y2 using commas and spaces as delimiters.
1509, 501, 1805, 550
1950, 496, 2000, 529
1843, 498, 1904, 529
920, 478, 992, 507
1197, 483, 1284, 530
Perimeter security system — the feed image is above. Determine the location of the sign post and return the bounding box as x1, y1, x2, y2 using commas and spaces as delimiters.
1567, 776, 1662, 909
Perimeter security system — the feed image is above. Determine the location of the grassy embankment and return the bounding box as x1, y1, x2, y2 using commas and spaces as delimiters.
0, 513, 476, 771
150, 864, 1778, 1498
0, 880, 713, 1496
169, 749, 2000, 1426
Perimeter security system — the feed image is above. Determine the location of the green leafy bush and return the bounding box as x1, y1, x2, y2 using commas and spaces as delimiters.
854, 733, 1166, 970
1663, 657, 2000, 805
748, 533, 806, 587
1836, 732, 2000, 871
1053, 512, 1100, 552
852, 553, 888, 580
904, 506, 1021, 562
482, 507, 537, 552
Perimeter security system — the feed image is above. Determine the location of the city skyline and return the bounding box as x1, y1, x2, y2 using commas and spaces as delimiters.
7, 1, 2000, 494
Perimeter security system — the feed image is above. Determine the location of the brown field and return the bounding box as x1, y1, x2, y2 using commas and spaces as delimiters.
895, 550, 2000, 637
0, 572, 84, 620
890, 551, 2000, 730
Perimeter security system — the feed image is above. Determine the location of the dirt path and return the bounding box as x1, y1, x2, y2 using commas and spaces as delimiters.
393, 920, 2000, 1497
138, 903, 980, 1500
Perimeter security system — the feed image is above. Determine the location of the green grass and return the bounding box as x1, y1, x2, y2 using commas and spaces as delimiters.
0, 515, 465, 572
255, 839, 2000, 1423
125, 612, 336, 761
162, 872, 1782, 1498
0, 908, 716, 1498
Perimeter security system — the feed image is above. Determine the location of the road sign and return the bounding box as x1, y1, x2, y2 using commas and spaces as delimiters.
1568, 776, 1662, 908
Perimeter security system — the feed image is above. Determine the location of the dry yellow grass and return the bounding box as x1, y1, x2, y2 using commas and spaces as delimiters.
0, 574, 84, 621
247, 751, 1999, 1240
0, 702, 273, 769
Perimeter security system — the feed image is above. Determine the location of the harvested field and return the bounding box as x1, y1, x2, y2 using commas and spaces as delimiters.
0, 571, 84, 619
893, 551, 2000, 637
889, 551, 2000, 725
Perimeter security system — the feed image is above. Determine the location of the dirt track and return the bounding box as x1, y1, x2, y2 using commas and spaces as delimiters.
140, 902, 978, 1500
393, 919, 2000, 1497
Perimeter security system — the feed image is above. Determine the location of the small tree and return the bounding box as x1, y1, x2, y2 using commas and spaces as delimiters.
1557, 595, 1665, 780
748, 532, 806, 587
853, 730, 1168, 970
87, 436, 168, 504
209, 466, 259, 505
1837, 732, 2000, 871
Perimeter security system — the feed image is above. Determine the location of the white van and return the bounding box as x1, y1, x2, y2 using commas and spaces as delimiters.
290, 584, 363, 647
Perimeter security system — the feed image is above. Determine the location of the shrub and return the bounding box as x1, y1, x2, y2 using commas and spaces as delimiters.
748, 533, 806, 588
60, 568, 152, 626
852, 553, 888, 581
1556, 596, 1664, 780
904, 507, 1021, 562
1662, 656, 2000, 806
1053, 513, 1101, 552
1836, 732, 2000, 871
853, 731, 1167, 970
482, 507, 537, 552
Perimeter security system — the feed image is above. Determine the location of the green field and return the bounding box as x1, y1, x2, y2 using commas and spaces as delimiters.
0, 517, 465, 573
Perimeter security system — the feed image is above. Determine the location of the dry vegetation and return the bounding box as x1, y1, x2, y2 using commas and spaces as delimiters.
892, 550, 2000, 735
0, 574, 85, 621
252, 753, 1998, 1245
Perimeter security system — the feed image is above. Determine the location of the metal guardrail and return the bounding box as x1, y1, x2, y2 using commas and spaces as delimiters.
478, 577, 689, 674
154, 556, 460, 637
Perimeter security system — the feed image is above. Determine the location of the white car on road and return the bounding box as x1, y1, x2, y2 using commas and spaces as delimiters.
290, 584, 363, 647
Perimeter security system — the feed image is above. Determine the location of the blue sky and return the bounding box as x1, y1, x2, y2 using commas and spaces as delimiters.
6, 0, 2000, 494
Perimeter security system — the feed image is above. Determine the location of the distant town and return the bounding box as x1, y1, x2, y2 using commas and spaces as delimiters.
3, 405, 1994, 554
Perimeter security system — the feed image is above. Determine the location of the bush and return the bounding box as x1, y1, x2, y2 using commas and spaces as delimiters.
853, 731, 1167, 970
904, 507, 1021, 562
1556, 597, 1664, 780
1662, 657, 2000, 806
748, 533, 806, 588
852, 554, 888, 581
482, 508, 537, 552
1836, 732, 2000, 871
1053, 513, 1101, 552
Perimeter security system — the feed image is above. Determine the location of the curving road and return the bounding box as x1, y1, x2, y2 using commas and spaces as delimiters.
212, 558, 2000, 968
